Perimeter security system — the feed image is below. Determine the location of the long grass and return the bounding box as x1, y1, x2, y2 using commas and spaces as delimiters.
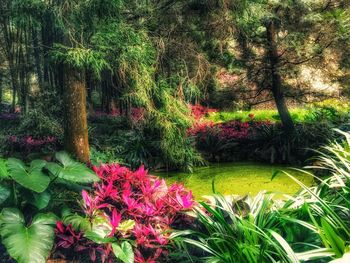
173, 130, 350, 262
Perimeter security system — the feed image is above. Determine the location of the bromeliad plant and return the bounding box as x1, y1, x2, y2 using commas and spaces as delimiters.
53, 164, 195, 263
0, 152, 99, 263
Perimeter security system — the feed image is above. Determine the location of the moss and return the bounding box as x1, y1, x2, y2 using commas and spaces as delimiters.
208, 108, 310, 123
157, 162, 313, 199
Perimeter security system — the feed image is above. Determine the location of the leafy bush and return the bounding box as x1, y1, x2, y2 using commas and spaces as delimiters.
91, 123, 204, 172
17, 109, 63, 139
5, 136, 59, 156
174, 193, 303, 263
53, 164, 195, 262
90, 147, 125, 166
190, 119, 334, 164
0, 152, 99, 263
304, 99, 350, 125
2, 109, 64, 156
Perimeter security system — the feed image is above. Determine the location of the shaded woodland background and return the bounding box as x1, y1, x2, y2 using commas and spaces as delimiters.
0, 0, 350, 169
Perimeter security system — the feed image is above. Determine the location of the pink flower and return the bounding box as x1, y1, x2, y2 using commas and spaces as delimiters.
76, 164, 195, 262
82, 190, 108, 216
176, 191, 194, 209
109, 208, 122, 237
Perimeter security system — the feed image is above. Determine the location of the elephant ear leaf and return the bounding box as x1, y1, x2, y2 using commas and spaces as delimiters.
8, 158, 50, 193
0, 184, 11, 205
0, 208, 57, 263
0, 159, 9, 179
46, 151, 99, 183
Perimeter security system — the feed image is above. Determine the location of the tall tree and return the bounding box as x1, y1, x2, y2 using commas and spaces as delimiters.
227, 0, 350, 133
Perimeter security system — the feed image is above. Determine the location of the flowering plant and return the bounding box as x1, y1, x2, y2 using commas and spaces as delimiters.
7, 135, 58, 153
189, 120, 272, 141
190, 104, 217, 120
54, 164, 195, 263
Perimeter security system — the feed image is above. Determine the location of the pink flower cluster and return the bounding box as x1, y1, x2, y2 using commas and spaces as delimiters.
7, 135, 57, 151
218, 121, 250, 139
54, 222, 113, 262
55, 164, 195, 263
190, 104, 217, 120
189, 119, 272, 141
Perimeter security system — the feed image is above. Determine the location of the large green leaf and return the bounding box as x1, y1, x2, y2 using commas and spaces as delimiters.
46, 152, 99, 183
112, 241, 134, 263
0, 208, 57, 263
28, 191, 51, 210
85, 230, 116, 244
0, 159, 9, 179
62, 210, 91, 232
0, 184, 11, 205
8, 158, 50, 193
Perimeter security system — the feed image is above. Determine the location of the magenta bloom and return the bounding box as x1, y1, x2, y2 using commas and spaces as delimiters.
79, 164, 195, 262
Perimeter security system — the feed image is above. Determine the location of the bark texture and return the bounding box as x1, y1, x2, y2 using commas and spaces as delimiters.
63, 66, 90, 163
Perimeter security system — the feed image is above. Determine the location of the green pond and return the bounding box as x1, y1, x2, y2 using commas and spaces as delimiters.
156, 162, 313, 199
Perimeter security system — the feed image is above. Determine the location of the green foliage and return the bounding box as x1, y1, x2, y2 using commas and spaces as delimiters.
0, 185, 11, 206
174, 193, 299, 263
0, 152, 101, 262
305, 99, 350, 124
0, 158, 9, 179
89, 147, 125, 166
17, 109, 63, 139
50, 44, 109, 77
0, 208, 57, 263
46, 151, 99, 183
112, 242, 134, 263
7, 158, 49, 193
92, 21, 156, 106
0, 152, 98, 213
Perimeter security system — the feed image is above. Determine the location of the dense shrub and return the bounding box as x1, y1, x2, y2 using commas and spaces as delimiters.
17, 109, 63, 139
0, 152, 99, 263
90, 118, 204, 172
54, 164, 195, 262
189, 118, 334, 164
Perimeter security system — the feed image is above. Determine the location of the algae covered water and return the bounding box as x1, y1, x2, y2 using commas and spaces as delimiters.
157, 162, 313, 199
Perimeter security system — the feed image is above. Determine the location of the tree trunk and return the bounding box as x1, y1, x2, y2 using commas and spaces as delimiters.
265, 20, 295, 134
63, 65, 90, 163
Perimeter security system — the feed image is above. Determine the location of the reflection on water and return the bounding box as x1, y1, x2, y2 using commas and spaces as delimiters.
155, 162, 313, 199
